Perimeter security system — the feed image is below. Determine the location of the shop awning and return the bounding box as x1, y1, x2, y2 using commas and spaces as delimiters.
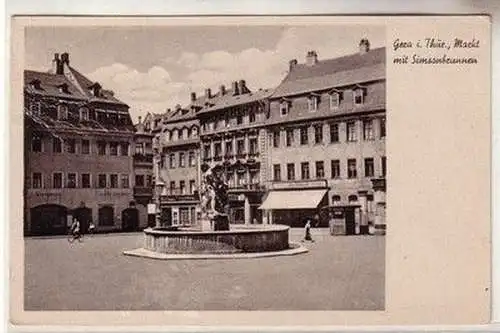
258, 189, 327, 210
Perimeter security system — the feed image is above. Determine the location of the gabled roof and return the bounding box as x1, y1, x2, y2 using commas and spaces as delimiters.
24, 70, 87, 100
272, 47, 386, 98
198, 88, 273, 115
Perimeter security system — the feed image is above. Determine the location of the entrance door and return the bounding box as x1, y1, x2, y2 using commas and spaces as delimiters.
345, 208, 356, 235
98, 206, 114, 227
121, 208, 139, 231
30, 204, 68, 235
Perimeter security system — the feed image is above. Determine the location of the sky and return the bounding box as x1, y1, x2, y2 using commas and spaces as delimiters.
25, 25, 385, 121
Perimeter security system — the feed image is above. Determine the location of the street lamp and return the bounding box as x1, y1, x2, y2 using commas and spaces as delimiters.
155, 179, 165, 228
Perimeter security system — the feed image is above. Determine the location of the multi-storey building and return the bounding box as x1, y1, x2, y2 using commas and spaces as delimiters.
155, 96, 203, 226
197, 81, 272, 224
24, 52, 138, 235
132, 115, 155, 228
260, 39, 386, 234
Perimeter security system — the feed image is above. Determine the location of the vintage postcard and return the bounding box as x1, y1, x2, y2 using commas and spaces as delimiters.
9, 15, 491, 327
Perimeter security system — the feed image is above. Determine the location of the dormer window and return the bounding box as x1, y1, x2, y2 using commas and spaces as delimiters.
30, 101, 41, 116
307, 95, 319, 112
58, 83, 69, 94
30, 79, 41, 90
57, 104, 68, 120
329, 91, 341, 110
88, 83, 102, 97
191, 126, 198, 138
280, 100, 290, 116
354, 87, 366, 105
79, 107, 89, 121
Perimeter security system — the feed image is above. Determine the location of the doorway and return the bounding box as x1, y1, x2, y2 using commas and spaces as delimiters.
345, 208, 356, 235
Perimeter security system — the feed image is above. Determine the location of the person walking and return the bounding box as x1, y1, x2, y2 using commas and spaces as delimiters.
303, 219, 314, 242
68, 217, 82, 243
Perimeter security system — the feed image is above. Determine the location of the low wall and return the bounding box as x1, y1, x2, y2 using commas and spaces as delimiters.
143, 225, 290, 254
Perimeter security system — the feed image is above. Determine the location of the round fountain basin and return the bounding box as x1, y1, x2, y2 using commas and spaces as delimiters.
143, 224, 290, 254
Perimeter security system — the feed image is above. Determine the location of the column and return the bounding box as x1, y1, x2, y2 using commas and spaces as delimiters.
268, 210, 273, 224
358, 190, 369, 235
244, 196, 251, 225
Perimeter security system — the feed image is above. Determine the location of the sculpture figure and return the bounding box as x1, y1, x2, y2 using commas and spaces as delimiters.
200, 163, 230, 230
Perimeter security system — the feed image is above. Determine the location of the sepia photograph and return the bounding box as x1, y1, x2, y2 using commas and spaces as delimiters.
22, 23, 386, 311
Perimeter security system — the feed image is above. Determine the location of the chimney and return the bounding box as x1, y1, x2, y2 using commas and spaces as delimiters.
190, 92, 196, 102
238, 80, 247, 94
232, 81, 239, 96
219, 85, 226, 96
289, 59, 298, 71
138, 116, 142, 124
306, 50, 318, 66
52, 53, 64, 75
359, 38, 370, 54
205, 88, 212, 99
61, 52, 70, 65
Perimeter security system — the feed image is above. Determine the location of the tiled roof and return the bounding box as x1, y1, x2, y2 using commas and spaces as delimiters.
272, 47, 385, 98
24, 70, 87, 100
198, 88, 273, 115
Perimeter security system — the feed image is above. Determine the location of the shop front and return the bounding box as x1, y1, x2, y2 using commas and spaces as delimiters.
159, 193, 200, 227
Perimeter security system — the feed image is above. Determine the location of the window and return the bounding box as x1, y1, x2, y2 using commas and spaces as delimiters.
364, 158, 375, 177
146, 175, 152, 187
214, 142, 222, 159
172, 129, 178, 141
169, 181, 176, 195
347, 121, 357, 142
109, 142, 118, 156
308, 96, 318, 112
97, 141, 106, 155
98, 174, 107, 188
380, 117, 386, 138
300, 126, 309, 145
332, 195, 341, 204
249, 138, 258, 155
191, 127, 198, 137
314, 124, 323, 144
169, 153, 176, 168
135, 143, 144, 155
250, 171, 259, 185
280, 101, 289, 116
272, 131, 280, 148
236, 139, 245, 155
81, 140, 90, 154
189, 151, 196, 166
30, 101, 41, 116
32, 136, 42, 152
315, 161, 325, 178
330, 92, 340, 109
179, 128, 185, 140
249, 111, 256, 123
180, 181, 186, 195
347, 159, 357, 178
363, 119, 374, 140
225, 141, 233, 156
79, 107, 89, 121
53, 172, 63, 188
236, 113, 243, 125
331, 160, 340, 179
120, 143, 129, 156
32, 172, 42, 188
135, 175, 145, 187
179, 152, 186, 167
354, 88, 365, 105
224, 116, 230, 128
382, 156, 387, 177
53, 138, 62, 153
110, 174, 118, 188
301, 162, 310, 180
330, 123, 339, 143
121, 174, 129, 188
57, 104, 68, 120
287, 163, 295, 181
66, 139, 76, 154
67, 173, 77, 188
203, 144, 211, 159
273, 164, 281, 181
348, 195, 358, 202
189, 180, 196, 194
81, 173, 91, 188
286, 129, 294, 147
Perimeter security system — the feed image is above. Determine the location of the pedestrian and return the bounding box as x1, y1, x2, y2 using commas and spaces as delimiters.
69, 217, 82, 243
88, 221, 96, 234
304, 219, 314, 242
328, 213, 335, 235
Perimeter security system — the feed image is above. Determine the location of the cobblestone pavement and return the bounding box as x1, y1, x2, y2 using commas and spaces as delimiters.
24, 228, 385, 311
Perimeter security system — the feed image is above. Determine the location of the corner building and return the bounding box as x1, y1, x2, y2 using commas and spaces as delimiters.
24, 53, 139, 235
260, 40, 387, 234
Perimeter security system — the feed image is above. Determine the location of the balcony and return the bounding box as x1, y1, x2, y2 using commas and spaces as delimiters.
133, 186, 153, 197
133, 153, 154, 165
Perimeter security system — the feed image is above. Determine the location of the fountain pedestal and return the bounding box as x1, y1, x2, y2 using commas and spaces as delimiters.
200, 218, 212, 231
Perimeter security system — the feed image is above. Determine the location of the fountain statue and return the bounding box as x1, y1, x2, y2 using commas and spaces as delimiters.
199, 163, 230, 231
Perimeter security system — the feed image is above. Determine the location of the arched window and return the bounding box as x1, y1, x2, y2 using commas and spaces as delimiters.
191, 126, 198, 138
348, 195, 358, 202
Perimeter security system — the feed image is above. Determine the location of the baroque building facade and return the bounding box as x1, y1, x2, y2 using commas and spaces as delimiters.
24, 52, 143, 235
148, 39, 387, 235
